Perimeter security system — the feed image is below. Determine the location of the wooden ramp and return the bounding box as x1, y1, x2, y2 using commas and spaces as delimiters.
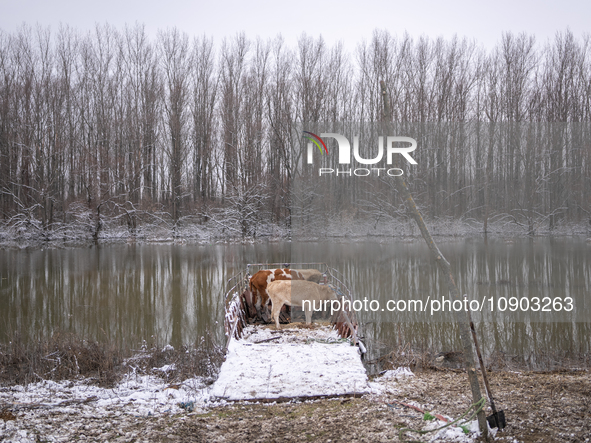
211, 325, 369, 401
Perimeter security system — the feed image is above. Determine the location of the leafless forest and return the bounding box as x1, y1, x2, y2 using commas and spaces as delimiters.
0, 24, 590, 242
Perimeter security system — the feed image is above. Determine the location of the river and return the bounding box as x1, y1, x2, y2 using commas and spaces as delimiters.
1, 237, 589, 369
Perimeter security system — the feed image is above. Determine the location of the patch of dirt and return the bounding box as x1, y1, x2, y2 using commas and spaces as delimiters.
392, 369, 591, 442
0, 408, 16, 421
178, 370, 591, 443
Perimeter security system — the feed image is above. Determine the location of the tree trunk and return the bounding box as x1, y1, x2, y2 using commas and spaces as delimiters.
380, 80, 488, 438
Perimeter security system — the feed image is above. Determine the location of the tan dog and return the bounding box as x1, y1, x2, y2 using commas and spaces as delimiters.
266, 280, 338, 329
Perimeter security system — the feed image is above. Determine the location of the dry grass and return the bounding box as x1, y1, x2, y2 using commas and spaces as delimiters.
124, 334, 224, 385
0, 332, 121, 387
368, 343, 438, 372
368, 343, 590, 375
0, 331, 224, 388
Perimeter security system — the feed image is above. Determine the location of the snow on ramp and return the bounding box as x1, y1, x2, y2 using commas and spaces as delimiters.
212, 325, 369, 401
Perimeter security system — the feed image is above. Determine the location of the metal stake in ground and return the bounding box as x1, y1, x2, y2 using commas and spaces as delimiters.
464, 295, 506, 429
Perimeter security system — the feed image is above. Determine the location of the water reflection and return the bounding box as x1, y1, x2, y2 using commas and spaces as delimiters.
0, 243, 292, 348
1, 238, 589, 369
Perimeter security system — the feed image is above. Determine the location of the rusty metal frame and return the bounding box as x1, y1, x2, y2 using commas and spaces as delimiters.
223, 263, 361, 351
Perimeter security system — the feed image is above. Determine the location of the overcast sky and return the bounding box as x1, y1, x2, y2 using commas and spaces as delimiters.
1, 0, 589, 51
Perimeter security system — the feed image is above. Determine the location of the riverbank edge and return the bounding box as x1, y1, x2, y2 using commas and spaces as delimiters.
0, 218, 590, 249
1, 328, 589, 391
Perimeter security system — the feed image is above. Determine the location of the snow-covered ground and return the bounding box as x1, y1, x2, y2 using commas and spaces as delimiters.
0, 325, 491, 442
2, 373, 211, 417
0, 372, 213, 442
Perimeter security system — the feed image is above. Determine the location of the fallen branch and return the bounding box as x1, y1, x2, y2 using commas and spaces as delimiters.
3, 395, 99, 411
253, 336, 282, 344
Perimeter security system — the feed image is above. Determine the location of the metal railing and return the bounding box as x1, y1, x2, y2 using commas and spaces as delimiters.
223, 269, 249, 348
246, 262, 328, 277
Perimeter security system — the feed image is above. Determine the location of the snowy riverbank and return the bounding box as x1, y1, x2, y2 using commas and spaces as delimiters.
1, 216, 589, 249
1, 364, 498, 443
2, 359, 589, 442
1, 325, 503, 443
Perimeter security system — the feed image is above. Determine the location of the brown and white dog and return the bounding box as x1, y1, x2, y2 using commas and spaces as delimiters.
249, 268, 295, 311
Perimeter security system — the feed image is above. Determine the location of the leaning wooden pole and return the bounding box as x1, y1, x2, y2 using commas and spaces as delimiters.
380, 81, 489, 438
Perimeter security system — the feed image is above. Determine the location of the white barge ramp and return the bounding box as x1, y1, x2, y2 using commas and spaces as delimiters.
211, 324, 369, 402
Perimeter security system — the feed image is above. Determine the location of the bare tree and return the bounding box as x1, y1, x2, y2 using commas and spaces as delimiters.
190, 35, 217, 208
159, 28, 191, 227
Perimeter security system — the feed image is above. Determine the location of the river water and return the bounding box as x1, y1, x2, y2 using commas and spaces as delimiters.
1, 237, 589, 368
